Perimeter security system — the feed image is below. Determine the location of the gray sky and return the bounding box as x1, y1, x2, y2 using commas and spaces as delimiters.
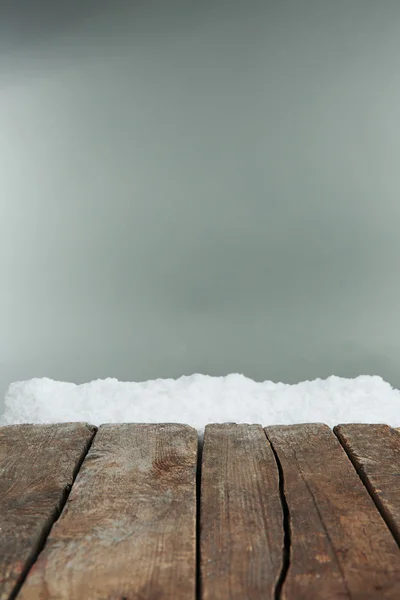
1, 1, 400, 411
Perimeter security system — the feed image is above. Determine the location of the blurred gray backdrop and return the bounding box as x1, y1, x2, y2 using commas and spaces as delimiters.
1, 0, 400, 412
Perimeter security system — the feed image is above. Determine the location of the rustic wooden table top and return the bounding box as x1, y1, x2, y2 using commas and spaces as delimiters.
1, 421, 400, 599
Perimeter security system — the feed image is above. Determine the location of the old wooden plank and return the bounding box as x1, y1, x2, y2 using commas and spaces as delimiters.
200, 423, 283, 600
334, 423, 400, 546
0, 423, 95, 600
265, 423, 400, 600
18, 423, 198, 600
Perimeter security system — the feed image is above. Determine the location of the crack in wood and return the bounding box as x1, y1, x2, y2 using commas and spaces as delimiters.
266, 434, 291, 600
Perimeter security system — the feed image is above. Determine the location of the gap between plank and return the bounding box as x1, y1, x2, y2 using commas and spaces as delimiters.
196, 434, 203, 600
333, 426, 400, 549
264, 431, 291, 600
9, 424, 97, 600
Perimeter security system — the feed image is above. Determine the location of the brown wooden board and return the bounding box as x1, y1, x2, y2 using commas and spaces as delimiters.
18, 423, 198, 600
200, 423, 283, 600
0, 423, 95, 600
265, 423, 400, 600
334, 423, 400, 546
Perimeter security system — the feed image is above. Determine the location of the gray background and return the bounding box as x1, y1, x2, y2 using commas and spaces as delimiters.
1, 0, 400, 413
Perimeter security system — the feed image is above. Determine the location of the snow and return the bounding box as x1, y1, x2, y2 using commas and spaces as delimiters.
1, 374, 400, 433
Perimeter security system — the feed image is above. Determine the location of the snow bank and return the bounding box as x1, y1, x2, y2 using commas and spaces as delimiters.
1, 374, 400, 432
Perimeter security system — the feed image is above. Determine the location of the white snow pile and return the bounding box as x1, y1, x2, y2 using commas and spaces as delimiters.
1, 374, 400, 432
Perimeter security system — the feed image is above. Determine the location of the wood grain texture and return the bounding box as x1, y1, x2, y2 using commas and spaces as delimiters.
265, 423, 400, 600
200, 423, 283, 600
18, 423, 198, 600
334, 424, 400, 546
0, 423, 95, 600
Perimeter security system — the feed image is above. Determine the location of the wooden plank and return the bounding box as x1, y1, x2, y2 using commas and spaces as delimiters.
200, 423, 283, 600
18, 423, 198, 600
334, 424, 400, 546
0, 423, 95, 600
265, 423, 400, 600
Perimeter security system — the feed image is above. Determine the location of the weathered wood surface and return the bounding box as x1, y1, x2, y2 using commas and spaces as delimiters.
265, 424, 400, 600
200, 423, 283, 600
334, 424, 400, 546
18, 423, 198, 600
0, 423, 95, 600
